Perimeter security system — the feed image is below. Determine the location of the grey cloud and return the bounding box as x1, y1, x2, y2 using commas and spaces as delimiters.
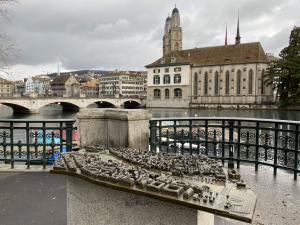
0, 0, 299, 73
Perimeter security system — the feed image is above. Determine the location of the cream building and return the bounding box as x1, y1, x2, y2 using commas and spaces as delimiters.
0, 77, 14, 97
100, 71, 146, 98
145, 7, 273, 108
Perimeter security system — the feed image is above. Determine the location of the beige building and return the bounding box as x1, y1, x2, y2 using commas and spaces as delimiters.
100, 71, 146, 98
51, 74, 80, 97
81, 78, 100, 97
145, 7, 273, 108
0, 77, 14, 97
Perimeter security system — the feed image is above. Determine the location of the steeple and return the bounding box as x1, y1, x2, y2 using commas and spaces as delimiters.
235, 10, 241, 45
225, 23, 228, 45
57, 63, 60, 76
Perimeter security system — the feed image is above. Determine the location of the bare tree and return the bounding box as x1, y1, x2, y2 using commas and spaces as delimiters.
0, 0, 17, 72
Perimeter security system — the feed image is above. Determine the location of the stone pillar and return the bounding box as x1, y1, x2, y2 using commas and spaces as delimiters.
77, 108, 152, 151
67, 176, 199, 225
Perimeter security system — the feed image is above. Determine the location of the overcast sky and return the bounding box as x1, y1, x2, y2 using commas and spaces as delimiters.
1, 0, 299, 80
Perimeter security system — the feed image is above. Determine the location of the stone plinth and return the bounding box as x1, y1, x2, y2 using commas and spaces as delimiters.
67, 176, 213, 225
77, 108, 152, 151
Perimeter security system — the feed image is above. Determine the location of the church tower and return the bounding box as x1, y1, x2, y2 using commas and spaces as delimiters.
163, 7, 182, 56
163, 16, 171, 56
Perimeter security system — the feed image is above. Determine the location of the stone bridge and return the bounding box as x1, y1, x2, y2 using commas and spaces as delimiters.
0, 97, 144, 113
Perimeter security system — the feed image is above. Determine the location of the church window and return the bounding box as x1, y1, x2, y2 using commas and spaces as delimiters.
153, 75, 160, 85
194, 73, 198, 96
174, 74, 181, 84
174, 88, 182, 98
225, 71, 230, 95
163, 75, 170, 84
214, 71, 219, 95
154, 89, 161, 98
248, 69, 253, 94
165, 89, 170, 99
261, 69, 265, 94
204, 72, 208, 95
237, 70, 241, 95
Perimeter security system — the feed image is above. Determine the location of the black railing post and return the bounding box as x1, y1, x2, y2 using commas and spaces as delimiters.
228, 120, 235, 169
237, 121, 241, 169
294, 125, 299, 180
221, 120, 225, 165
149, 120, 157, 153
42, 122, 46, 169
66, 121, 74, 152
26, 122, 30, 169
274, 123, 278, 176
255, 122, 260, 171
10, 122, 14, 169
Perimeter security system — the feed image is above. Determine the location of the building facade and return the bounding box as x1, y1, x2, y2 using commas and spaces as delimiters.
0, 77, 14, 97
81, 78, 100, 97
99, 71, 146, 98
25, 75, 52, 97
145, 7, 273, 108
51, 74, 80, 97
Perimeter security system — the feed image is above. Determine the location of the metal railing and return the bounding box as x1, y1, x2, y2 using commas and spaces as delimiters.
0, 119, 77, 169
149, 117, 300, 180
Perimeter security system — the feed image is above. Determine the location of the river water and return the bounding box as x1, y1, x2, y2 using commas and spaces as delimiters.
0, 104, 300, 121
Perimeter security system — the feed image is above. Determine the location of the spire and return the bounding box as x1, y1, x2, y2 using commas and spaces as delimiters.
225, 23, 228, 45
235, 10, 241, 45
57, 63, 60, 76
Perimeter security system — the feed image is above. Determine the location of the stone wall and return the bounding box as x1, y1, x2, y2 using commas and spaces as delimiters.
77, 108, 152, 151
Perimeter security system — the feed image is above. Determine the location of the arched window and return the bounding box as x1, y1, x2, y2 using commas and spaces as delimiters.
204, 72, 208, 95
165, 89, 169, 99
174, 88, 182, 98
261, 69, 265, 94
237, 70, 241, 95
225, 71, 230, 95
214, 71, 219, 95
194, 72, 198, 96
153, 75, 160, 84
154, 89, 161, 98
248, 69, 253, 94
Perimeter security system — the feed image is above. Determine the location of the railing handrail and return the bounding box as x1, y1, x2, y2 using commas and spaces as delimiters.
0, 119, 76, 123
150, 117, 300, 125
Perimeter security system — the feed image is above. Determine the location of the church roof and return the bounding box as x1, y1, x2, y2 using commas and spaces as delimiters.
145, 42, 269, 68
51, 74, 79, 85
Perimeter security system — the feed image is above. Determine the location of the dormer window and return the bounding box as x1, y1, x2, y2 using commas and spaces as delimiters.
171, 57, 176, 63
160, 58, 165, 64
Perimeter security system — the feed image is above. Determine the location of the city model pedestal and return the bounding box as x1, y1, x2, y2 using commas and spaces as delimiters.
66, 176, 214, 225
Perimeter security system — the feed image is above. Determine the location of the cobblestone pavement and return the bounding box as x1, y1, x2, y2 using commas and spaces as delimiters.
0, 164, 299, 225
216, 164, 300, 225
0, 172, 66, 225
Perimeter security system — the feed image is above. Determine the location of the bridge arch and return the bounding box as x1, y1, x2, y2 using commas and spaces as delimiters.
39, 101, 81, 112
122, 100, 141, 109
0, 103, 31, 114
87, 101, 116, 108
